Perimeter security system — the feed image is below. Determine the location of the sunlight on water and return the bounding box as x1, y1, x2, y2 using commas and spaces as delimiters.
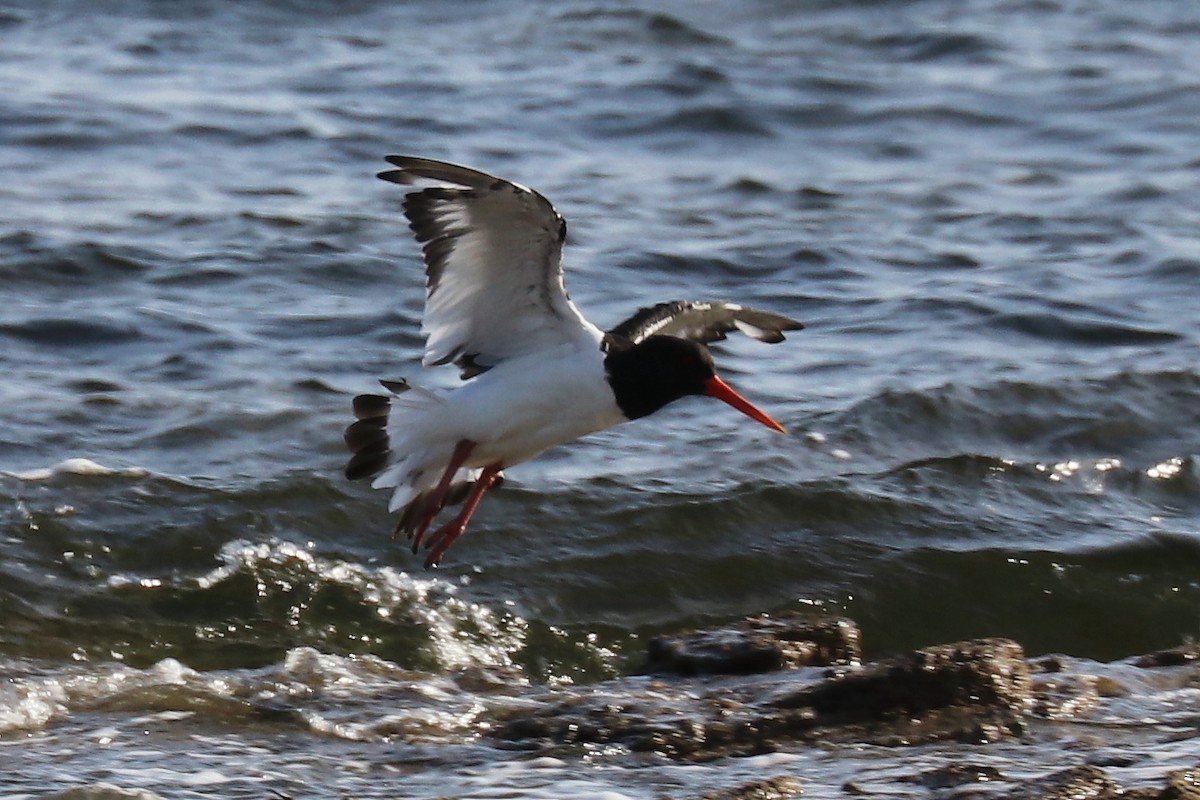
3, 0, 1200, 796
1146, 457, 1184, 481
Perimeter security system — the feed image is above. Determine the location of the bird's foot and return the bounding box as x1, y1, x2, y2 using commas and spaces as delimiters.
409, 508, 438, 553
423, 522, 466, 570
410, 438, 477, 554
418, 461, 503, 570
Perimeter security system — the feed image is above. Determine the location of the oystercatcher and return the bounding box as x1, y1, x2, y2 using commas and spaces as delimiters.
345, 156, 803, 568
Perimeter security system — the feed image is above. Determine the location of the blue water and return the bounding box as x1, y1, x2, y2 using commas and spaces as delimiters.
2, 1, 1199, 797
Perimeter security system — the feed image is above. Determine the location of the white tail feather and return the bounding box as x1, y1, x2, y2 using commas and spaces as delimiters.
362, 379, 450, 512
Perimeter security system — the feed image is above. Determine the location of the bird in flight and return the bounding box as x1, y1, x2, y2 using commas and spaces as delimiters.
345, 156, 802, 568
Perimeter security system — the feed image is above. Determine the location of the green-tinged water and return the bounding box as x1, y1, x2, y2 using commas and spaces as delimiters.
2, 0, 1199, 796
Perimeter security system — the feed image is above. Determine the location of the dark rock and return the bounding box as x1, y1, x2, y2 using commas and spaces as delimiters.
685, 775, 802, 800
1004, 765, 1117, 800
1031, 671, 1101, 719
453, 665, 525, 693
771, 638, 1028, 718
1134, 644, 1200, 668
901, 763, 1006, 789
494, 638, 1031, 757
642, 613, 861, 675
488, 624, 1199, 789
491, 676, 824, 759
1087, 752, 1143, 768
1161, 766, 1200, 800
764, 638, 1031, 745
1036, 656, 1066, 673
492, 691, 710, 758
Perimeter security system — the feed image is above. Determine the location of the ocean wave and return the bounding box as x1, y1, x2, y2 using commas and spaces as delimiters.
555, 7, 731, 48
598, 104, 774, 138
0, 235, 156, 286
6, 458, 150, 482
833, 369, 1200, 459
990, 312, 1182, 346
190, 538, 527, 671
0, 316, 145, 348
0, 643, 521, 741
0, 507, 532, 673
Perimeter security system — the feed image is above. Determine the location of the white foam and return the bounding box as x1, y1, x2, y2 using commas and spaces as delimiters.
7, 458, 149, 481
197, 538, 529, 673
0, 658, 199, 736
0, 673, 68, 733
40, 783, 166, 800
178, 770, 228, 787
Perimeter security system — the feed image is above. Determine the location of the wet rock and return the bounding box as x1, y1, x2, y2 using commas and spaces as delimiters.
896, 760, 1198, 800
1120, 773, 1200, 800
642, 613, 861, 675
1087, 752, 1143, 768
1134, 643, 1200, 668
1030, 671, 1101, 719
494, 638, 1031, 757
1161, 766, 1200, 800
491, 672, 819, 758
492, 690, 704, 757
1120, 790, 1164, 800
453, 665, 526, 693
490, 629, 1198, 794
768, 638, 1030, 742
684, 775, 802, 800
1003, 765, 1116, 799
901, 762, 1006, 789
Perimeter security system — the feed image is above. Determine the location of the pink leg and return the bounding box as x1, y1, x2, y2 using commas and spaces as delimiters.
410, 439, 476, 553
424, 463, 503, 569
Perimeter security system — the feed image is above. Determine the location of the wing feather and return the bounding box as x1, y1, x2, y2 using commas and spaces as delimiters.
379, 156, 596, 378
603, 300, 803, 351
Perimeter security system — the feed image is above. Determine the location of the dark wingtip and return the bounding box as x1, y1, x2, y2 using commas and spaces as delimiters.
378, 169, 408, 184
346, 393, 391, 481
352, 393, 390, 420
734, 308, 805, 343
383, 154, 416, 169
378, 155, 423, 184
761, 320, 804, 343
345, 444, 388, 481
344, 417, 387, 453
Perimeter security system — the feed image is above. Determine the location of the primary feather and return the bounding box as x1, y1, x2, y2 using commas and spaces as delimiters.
379, 155, 597, 379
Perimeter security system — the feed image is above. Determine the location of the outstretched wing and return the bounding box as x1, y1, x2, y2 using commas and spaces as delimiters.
603, 300, 803, 351
379, 155, 597, 379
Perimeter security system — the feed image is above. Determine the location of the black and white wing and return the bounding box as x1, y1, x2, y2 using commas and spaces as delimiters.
379, 155, 595, 379
603, 300, 803, 351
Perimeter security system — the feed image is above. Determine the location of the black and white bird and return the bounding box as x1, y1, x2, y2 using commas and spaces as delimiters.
345, 156, 803, 568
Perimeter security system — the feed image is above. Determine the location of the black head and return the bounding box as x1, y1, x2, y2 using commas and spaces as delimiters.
604, 335, 715, 421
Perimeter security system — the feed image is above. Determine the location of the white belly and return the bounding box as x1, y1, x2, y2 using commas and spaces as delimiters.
370, 333, 628, 514
437, 340, 626, 469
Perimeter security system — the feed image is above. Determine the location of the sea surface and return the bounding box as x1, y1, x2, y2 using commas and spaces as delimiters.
2, 0, 1199, 797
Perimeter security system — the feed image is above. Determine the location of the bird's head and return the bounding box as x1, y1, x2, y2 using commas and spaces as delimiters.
604, 335, 786, 432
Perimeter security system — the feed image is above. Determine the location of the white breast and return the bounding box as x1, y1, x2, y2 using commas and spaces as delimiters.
436, 333, 626, 469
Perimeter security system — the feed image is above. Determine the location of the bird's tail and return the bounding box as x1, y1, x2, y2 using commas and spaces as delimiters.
344, 378, 441, 507
343, 379, 492, 537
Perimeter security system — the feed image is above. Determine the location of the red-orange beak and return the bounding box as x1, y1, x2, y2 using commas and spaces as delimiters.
703, 375, 786, 434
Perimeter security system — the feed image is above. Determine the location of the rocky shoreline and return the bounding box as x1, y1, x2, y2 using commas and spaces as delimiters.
486, 613, 1200, 799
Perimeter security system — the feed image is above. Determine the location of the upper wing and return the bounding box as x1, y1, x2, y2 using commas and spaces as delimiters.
379, 155, 596, 379
603, 300, 803, 351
